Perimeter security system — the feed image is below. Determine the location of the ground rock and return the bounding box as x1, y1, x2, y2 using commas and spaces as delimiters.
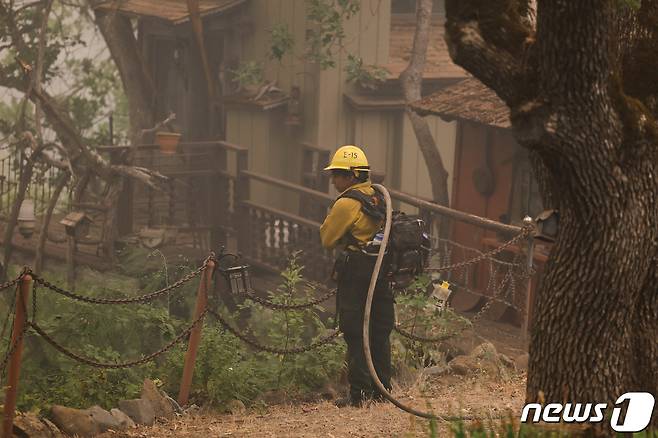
110, 408, 136, 429
141, 379, 175, 419
514, 353, 529, 371
87, 406, 122, 432
320, 383, 338, 400
470, 342, 498, 360
223, 399, 246, 415
439, 328, 482, 359
13, 412, 65, 438
49, 405, 100, 437
423, 363, 450, 377
448, 355, 480, 375
499, 353, 516, 369
118, 399, 155, 426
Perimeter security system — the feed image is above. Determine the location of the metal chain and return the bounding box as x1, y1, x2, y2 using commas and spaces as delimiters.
242, 287, 337, 311
29, 309, 208, 369
0, 275, 22, 292
470, 264, 514, 324
393, 324, 465, 344
208, 308, 341, 355
426, 228, 531, 273
30, 258, 210, 305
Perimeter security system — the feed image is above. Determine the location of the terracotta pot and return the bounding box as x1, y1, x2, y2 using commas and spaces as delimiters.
156, 132, 181, 155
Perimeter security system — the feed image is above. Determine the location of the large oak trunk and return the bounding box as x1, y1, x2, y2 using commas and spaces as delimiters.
445, 0, 658, 433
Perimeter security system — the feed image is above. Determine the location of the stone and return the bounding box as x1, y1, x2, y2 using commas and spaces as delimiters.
118, 398, 155, 426
438, 329, 482, 359
448, 355, 479, 375
515, 353, 529, 371
320, 383, 338, 401
110, 408, 136, 429
87, 405, 122, 432
141, 378, 175, 419
470, 342, 498, 360
223, 399, 246, 415
423, 364, 450, 376
50, 405, 100, 438
499, 353, 516, 369
13, 412, 65, 438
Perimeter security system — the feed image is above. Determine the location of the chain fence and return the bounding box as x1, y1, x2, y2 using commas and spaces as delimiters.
0, 225, 536, 390
392, 226, 533, 344
208, 308, 341, 355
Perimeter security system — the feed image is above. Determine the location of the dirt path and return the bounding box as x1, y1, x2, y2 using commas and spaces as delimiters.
100, 371, 527, 438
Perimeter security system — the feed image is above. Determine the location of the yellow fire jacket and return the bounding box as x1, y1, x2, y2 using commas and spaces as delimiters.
320, 181, 382, 250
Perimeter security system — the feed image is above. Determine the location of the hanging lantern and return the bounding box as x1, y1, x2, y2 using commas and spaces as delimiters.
222, 264, 253, 294
17, 199, 36, 239
284, 86, 302, 126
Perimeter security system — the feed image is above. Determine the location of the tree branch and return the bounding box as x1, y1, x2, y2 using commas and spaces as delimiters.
444, 0, 536, 105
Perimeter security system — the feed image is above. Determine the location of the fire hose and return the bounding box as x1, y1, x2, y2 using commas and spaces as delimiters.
364, 184, 460, 422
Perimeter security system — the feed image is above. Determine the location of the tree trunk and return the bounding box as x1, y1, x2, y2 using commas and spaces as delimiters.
399, 0, 450, 207
93, 8, 154, 147
445, 0, 658, 433
33, 171, 69, 273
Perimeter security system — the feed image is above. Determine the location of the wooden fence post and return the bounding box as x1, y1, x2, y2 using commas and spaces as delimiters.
235, 150, 250, 257
177, 259, 215, 406
2, 273, 32, 438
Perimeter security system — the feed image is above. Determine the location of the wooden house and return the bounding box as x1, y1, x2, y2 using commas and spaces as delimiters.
94, 0, 468, 213
411, 77, 549, 326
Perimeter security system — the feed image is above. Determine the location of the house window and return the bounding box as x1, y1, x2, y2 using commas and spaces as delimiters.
392, 0, 444, 15
507, 156, 544, 226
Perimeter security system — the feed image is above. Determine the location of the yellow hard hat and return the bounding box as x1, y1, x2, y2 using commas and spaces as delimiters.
323, 145, 370, 172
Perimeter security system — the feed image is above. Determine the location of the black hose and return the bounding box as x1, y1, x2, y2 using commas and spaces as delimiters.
363, 184, 464, 422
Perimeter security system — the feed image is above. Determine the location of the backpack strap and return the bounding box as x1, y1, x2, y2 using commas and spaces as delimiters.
337, 188, 386, 221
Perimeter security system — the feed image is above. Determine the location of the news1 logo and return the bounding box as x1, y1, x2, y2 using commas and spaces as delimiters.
521, 392, 656, 432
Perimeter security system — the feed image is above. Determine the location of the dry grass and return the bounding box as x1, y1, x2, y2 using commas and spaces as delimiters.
98, 370, 527, 438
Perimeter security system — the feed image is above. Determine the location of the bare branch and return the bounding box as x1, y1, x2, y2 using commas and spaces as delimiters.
141, 112, 176, 138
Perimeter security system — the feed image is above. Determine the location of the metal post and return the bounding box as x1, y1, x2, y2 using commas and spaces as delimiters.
2, 273, 31, 438
522, 216, 535, 336
178, 259, 214, 406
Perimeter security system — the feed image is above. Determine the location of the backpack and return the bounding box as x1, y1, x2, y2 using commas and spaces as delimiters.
338, 187, 431, 287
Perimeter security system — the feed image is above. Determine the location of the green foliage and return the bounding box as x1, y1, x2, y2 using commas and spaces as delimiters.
345, 54, 389, 90
0, 2, 128, 147
0, 265, 165, 411
245, 252, 345, 394
616, 0, 641, 10
393, 275, 471, 369
305, 0, 361, 69
230, 61, 264, 89
269, 23, 295, 62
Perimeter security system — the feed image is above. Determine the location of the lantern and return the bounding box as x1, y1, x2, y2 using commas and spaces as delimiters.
284, 86, 302, 126
17, 199, 36, 239
534, 209, 559, 243
222, 264, 253, 294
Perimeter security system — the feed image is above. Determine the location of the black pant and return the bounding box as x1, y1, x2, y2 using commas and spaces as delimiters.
336, 252, 394, 400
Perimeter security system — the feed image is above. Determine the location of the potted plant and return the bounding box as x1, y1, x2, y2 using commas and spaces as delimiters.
155, 131, 181, 155
345, 54, 389, 93
230, 61, 264, 96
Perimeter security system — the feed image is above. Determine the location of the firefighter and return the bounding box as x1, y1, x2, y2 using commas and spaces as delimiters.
320, 145, 394, 408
